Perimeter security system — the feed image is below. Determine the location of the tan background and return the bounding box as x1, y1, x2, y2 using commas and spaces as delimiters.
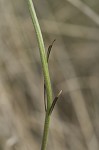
0, 0, 99, 150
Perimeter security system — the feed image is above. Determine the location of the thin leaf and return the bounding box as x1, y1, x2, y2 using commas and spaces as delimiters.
47, 39, 56, 62
49, 90, 62, 115
44, 39, 56, 111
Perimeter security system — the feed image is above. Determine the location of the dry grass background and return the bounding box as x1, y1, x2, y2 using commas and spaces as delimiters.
0, 0, 99, 150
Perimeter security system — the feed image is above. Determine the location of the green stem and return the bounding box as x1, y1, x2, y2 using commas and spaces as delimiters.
27, 0, 52, 150
41, 113, 50, 150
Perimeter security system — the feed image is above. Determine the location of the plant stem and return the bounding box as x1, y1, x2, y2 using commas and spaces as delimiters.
27, 0, 52, 150
41, 113, 50, 150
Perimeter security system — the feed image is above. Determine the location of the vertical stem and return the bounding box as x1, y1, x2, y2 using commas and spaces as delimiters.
41, 113, 50, 150
27, 0, 52, 150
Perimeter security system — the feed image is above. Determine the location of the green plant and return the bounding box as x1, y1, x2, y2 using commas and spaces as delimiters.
27, 0, 62, 150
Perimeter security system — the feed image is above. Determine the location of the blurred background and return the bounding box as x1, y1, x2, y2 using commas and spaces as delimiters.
0, 0, 99, 150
